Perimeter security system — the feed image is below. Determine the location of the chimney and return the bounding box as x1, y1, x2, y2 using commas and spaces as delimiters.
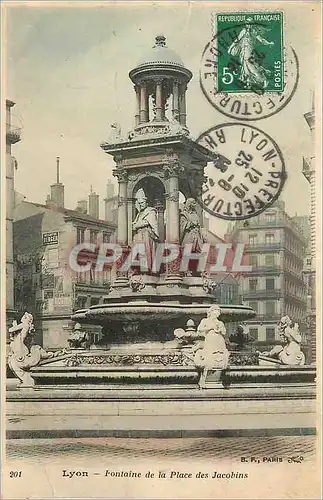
104, 180, 117, 222
106, 179, 115, 199
88, 186, 99, 219
50, 157, 65, 208
75, 199, 88, 214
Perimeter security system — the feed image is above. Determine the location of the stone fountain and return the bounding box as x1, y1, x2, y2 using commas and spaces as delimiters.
57, 34, 256, 387
7, 37, 315, 439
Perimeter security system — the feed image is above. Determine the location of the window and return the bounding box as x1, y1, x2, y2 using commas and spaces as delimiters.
47, 248, 59, 269
77, 228, 85, 244
265, 254, 275, 267
103, 232, 110, 243
249, 301, 258, 313
90, 297, 100, 306
221, 284, 235, 304
75, 296, 87, 310
249, 278, 258, 292
266, 278, 275, 290
43, 289, 53, 300
54, 275, 63, 293
266, 327, 276, 341
248, 255, 258, 267
264, 212, 275, 223
90, 268, 95, 283
249, 234, 258, 246
249, 328, 259, 340
265, 233, 275, 245
265, 301, 276, 316
90, 230, 98, 244
42, 273, 55, 288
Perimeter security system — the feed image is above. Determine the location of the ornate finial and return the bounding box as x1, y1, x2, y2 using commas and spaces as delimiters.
154, 35, 166, 47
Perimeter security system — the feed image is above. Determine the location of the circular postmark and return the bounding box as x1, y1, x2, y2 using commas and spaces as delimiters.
200, 23, 299, 121
190, 123, 286, 221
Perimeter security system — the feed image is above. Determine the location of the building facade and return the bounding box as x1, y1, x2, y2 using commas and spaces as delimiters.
302, 98, 316, 363
227, 201, 309, 358
6, 100, 21, 328
13, 200, 116, 349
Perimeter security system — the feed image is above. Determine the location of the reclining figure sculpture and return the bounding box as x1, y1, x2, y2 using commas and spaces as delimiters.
259, 315, 305, 366
7, 312, 62, 387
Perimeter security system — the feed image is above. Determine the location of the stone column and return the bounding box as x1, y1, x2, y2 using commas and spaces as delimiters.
155, 80, 163, 121
155, 200, 165, 242
179, 84, 187, 126
172, 80, 180, 121
166, 173, 180, 245
113, 167, 128, 245
127, 196, 134, 245
134, 85, 140, 127
139, 82, 149, 123
164, 152, 183, 282
112, 167, 129, 287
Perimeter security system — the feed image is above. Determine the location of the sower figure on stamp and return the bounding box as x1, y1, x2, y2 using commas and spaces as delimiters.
228, 20, 274, 90
132, 188, 159, 274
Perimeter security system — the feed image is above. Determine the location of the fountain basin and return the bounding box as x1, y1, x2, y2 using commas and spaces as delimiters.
72, 302, 256, 326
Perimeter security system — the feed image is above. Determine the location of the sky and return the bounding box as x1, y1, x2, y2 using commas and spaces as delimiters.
5, 1, 320, 237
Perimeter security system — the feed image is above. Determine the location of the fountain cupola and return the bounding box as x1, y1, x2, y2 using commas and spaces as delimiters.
129, 35, 193, 131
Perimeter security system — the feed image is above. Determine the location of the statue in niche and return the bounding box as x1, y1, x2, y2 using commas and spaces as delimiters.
260, 315, 305, 366
180, 198, 207, 252
132, 188, 159, 273
192, 305, 229, 388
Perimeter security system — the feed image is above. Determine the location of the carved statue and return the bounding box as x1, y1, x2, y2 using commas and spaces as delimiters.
129, 274, 145, 292
260, 315, 305, 366
229, 324, 255, 351
132, 189, 159, 273
7, 312, 54, 386
67, 323, 89, 349
109, 122, 122, 142
192, 305, 229, 388
180, 198, 207, 252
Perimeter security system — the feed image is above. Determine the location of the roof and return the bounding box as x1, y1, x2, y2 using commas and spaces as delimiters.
136, 35, 184, 68
21, 201, 116, 230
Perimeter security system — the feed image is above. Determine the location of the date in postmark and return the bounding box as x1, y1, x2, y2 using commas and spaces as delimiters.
200, 13, 299, 120
190, 123, 286, 221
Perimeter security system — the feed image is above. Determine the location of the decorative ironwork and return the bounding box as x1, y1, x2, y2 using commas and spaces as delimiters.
229, 351, 259, 366
63, 352, 192, 367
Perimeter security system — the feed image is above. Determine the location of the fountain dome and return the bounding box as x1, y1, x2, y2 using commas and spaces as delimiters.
129, 35, 192, 84
136, 35, 185, 68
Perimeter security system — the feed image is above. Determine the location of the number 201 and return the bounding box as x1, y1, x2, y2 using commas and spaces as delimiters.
9, 471, 22, 478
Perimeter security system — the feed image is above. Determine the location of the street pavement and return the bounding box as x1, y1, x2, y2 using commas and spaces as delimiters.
6, 436, 317, 464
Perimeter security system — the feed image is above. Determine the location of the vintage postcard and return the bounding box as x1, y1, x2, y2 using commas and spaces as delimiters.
1, 1, 322, 499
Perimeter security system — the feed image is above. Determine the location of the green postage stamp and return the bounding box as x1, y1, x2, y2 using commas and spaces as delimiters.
216, 12, 284, 93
